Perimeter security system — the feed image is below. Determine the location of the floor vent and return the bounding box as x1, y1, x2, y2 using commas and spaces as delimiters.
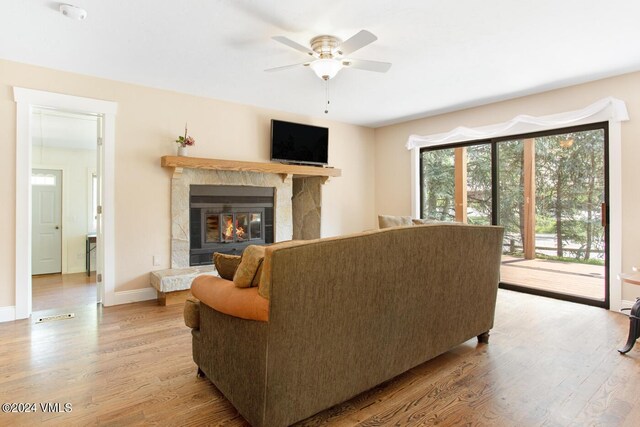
35, 313, 75, 324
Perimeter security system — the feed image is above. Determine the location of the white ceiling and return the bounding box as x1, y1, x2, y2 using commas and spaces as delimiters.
3, 0, 640, 128
31, 108, 98, 151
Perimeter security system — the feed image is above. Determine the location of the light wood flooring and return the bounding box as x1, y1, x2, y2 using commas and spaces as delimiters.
501, 256, 605, 300
1, 286, 639, 426
32, 272, 97, 312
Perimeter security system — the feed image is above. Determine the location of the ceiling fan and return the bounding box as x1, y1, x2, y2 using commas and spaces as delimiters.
265, 30, 391, 81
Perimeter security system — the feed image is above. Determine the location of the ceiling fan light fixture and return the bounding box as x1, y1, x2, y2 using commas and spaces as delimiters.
309, 59, 343, 80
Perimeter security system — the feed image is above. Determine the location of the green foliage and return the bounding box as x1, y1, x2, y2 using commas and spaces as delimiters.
421, 149, 455, 221
420, 128, 606, 264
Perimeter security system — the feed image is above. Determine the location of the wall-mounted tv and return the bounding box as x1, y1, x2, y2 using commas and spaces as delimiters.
270, 119, 329, 166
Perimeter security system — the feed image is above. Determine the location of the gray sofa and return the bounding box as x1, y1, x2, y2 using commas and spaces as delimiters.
186, 223, 504, 426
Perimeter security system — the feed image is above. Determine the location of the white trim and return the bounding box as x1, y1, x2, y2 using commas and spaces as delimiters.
410, 148, 420, 218
101, 112, 116, 306
13, 87, 118, 318
0, 306, 16, 323
112, 288, 157, 306
406, 97, 629, 149
15, 99, 31, 319
608, 120, 623, 312
13, 88, 117, 115
408, 98, 628, 312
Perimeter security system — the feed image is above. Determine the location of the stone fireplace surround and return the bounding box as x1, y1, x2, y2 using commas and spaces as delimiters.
171, 168, 324, 268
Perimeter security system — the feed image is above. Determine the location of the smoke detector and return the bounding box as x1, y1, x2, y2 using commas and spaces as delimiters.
59, 4, 87, 21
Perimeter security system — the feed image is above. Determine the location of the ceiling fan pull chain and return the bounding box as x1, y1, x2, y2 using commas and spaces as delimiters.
325, 79, 330, 114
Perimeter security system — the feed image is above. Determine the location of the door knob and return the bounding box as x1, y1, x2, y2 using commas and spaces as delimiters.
55, 226, 60, 229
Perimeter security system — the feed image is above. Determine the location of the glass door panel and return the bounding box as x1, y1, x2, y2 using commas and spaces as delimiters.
497, 129, 606, 302
466, 144, 492, 225
420, 144, 492, 224
421, 148, 455, 221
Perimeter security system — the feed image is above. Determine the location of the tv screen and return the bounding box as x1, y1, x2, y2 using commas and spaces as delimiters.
270, 120, 329, 166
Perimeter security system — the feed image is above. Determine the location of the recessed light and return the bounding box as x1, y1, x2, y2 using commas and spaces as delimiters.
59, 4, 87, 21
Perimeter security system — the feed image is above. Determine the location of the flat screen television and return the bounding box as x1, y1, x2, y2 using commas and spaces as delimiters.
270, 119, 329, 166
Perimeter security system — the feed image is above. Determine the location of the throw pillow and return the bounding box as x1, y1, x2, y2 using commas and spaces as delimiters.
233, 245, 267, 288
378, 214, 413, 229
412, 218, 436, 225
183, 297, 200, 330
213, 253, 242, 280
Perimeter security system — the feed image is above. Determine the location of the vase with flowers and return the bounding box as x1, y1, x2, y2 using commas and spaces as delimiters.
176, 123, 195, 156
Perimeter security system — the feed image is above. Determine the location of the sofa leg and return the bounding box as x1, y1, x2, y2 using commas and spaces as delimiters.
477, 331, 490, 344
196, 367, 206, 378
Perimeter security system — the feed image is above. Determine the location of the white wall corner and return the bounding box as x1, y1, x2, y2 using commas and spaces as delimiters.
0, 306, 17, 323
110, 287, 157, 306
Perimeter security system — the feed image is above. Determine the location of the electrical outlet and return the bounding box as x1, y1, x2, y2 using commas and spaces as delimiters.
153, 255, 161, 266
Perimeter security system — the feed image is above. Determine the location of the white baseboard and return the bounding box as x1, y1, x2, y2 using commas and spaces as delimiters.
0, 306, 16, 323
109, 287, 157, 306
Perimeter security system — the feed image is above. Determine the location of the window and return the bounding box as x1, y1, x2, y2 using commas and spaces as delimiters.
31, 173, 56, 186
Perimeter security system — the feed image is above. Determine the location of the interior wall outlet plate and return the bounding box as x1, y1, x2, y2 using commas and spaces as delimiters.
153, 256, 160, 266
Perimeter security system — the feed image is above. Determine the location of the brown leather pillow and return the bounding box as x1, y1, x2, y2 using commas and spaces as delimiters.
233, 245, 267, 288
213, 253, 241, 280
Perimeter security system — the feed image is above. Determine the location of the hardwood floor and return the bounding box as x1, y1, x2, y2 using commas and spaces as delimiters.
0, 289, 639, 426
32, 272, 97, 312
501, 256, 604, 300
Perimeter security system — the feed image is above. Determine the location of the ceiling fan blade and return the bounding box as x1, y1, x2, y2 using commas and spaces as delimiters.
334, 30, 377, 56
342, 58, 391, 73
271, 36, 315, 56
264, 62, 310, 72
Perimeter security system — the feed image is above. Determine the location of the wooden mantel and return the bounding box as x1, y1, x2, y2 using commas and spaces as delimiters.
161, 156, 341, 182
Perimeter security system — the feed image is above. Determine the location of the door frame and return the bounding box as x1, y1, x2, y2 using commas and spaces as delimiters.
409, 99, 625, 312
13, 87, 117, 319
491, 122, 610, 308
31, 167, 64, 275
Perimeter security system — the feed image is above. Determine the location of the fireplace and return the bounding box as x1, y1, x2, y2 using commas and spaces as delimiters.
189, 185, 274, 265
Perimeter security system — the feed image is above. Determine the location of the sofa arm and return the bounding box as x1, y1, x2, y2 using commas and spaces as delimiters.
183, 297, 200, 329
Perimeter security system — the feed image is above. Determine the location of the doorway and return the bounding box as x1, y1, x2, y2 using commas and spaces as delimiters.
419, 122, 609, 308
13, 87, 117, 320
30, 108, 100, 311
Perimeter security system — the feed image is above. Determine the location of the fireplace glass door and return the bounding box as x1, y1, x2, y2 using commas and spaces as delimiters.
203, 211, 264, 245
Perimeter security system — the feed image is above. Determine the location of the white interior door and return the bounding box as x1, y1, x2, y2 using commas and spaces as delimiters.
96, 116, 104, 303
32, 169, 62, 275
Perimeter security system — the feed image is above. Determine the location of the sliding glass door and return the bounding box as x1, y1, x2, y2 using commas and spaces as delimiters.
419, 123, 609, 307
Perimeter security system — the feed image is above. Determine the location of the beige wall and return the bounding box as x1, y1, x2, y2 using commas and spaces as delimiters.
0, 59, 375, 308
374, 71, 640, 301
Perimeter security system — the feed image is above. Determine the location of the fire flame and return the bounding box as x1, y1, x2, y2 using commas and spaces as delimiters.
224, 218, 233, 240
236, 226, 246, 240
224, 217, 246, 241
